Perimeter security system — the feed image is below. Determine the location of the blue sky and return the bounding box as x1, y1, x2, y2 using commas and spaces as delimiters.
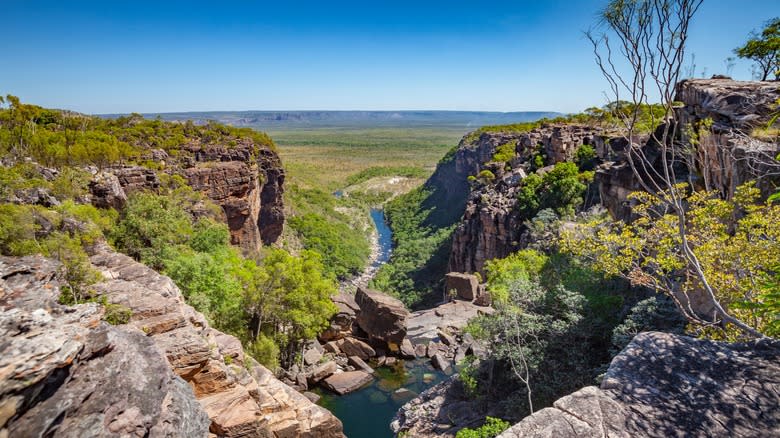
1, 0, 777, 114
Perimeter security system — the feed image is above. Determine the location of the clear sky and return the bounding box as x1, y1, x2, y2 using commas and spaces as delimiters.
1, 0, 777, 114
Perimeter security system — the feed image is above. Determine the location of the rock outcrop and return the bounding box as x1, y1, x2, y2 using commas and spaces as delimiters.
89, 140, 285, 252
498, 331, 780, 438
354, 286, 409, 350
447, 125, 609, 275
446, 78, 779, 275
87, 243, 343, 437
0, 246, 344, 438
0, 256, 211, 438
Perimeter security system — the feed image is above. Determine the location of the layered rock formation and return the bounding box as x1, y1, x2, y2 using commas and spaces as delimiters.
0, 256, 211, 438
0, 247, 344, 438
88, 243, 343, 437
446, 78, 780, 276
498, 331, 780, 437
90, 140, 285, 252
447, 124, 609, 275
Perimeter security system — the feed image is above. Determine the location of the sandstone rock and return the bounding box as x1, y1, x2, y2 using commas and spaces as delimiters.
445, 272, 479, 300
427, 341, 443, 358
89, 171, 128, 209
384, 357, 397, 366
348, 356, 375, 374
392, 378, 483, 437
322, 371, 373, 395
431, 352, 451, 371
308, 361, 338, 384
400, 338, 416, 359
414, 343, 427, 358
303, 392, 321, 404
338, 337, 376, 360
0, 255, 211, 438
498, 332, 780, 438
474, 284, 492, 307
87, 244, 344, 437
437, 329, 456, 347
355, 286, 409, 348
304, 347, 323, 366
113, 165, 160, 193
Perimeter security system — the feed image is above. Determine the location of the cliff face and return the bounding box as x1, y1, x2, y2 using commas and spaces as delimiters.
446, 78, 779, 276
91, 139, 285, 252
447, 125, 609, 275
498, 332, 780, 437
0, 246, 344, 438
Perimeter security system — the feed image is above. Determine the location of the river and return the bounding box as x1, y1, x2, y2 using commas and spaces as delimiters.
318, 208, 449, 437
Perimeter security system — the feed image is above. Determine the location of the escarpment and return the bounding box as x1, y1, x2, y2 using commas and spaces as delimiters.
445, 78, 780, 276
90, 139, 285, 252
447, 124, 610, 275
0, 246, 344, 438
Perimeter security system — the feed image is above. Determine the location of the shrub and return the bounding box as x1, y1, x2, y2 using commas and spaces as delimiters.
573, 144, 597, 171
491, 142, 516, 163
455, 417, 511, 438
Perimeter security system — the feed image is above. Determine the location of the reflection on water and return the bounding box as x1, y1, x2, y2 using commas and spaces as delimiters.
316, 359, 449, 438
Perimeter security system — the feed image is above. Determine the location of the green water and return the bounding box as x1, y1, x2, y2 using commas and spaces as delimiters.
316, 359, 449, 438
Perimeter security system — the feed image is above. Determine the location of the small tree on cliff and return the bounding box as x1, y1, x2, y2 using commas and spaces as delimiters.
735, 17, 780, 81
586, 0, 765, 338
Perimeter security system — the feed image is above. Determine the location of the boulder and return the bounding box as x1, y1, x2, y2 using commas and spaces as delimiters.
304, 347, 323, 366
431, 352, 451, 372
338, 337, 376, 360
355, 286, 409, 349
308, 361, 339, 384
437, 329, 456, 347
348, 356, 375, 374
399, 338, 416, 359
445, 272, 480, 300
322, 371, 374, 395
474, 284, 492, 307
499, 332, 780, 438
89, 171, 128, 209
414, 343, 427, 358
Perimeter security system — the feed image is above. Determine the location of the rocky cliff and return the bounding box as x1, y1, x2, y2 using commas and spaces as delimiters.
498, 331, 780, 438
446, 78, 779, 276
447, 124, 610, 275
91, 139, 285, 252
0, 245, 343, 438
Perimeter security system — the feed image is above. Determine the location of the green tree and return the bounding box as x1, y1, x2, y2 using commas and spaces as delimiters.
562, 183, 779, 339
735, 17, 780, 81
111, 193, 194, 269
516, 162, 591, 218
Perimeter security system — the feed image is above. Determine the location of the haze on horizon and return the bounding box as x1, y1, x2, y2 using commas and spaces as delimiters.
2, 0, 778, 115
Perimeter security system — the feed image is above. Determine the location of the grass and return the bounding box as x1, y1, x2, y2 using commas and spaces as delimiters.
267, 127, 464, 191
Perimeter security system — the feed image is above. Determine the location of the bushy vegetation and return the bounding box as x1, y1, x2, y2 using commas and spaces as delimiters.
0, 94, 275, 169
112, 193, 338, 368
288, 213, 370, 279
516, 162, 592, 218
491, 142, 516, 163
455, 417, 511, 438
562, 182, 780, 339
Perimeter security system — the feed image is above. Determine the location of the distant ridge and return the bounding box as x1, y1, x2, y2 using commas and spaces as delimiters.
102, 110, 562, 130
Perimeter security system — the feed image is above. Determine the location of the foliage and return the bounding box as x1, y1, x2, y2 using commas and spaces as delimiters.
455, 417, 511, 438
610, 295, 686, 353
516, 162, 592, 218
243, 249, 338, 366
345, 166, 429, 186
110, 192, 193, 269
734, 17, 780, 81
245, 334, 280, 370
573, 144, 598, 171
0, 95, 275, 169
484, 250, 548, 304
561, 182, 780, 339
477, 170, 496, 183
491, 142, 516, 163
475, 277, 593, 414
370, 186, 457, 307
288, 213, 370, 279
